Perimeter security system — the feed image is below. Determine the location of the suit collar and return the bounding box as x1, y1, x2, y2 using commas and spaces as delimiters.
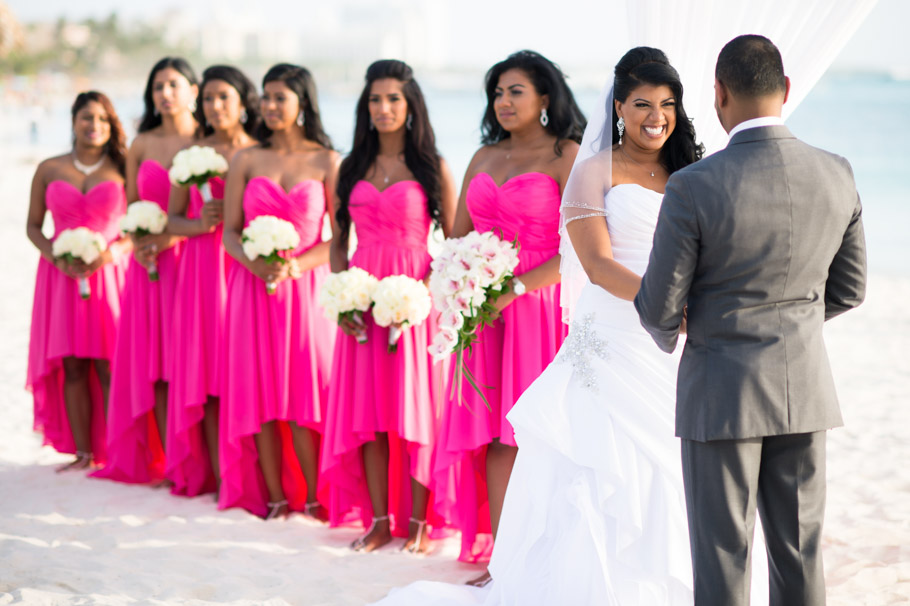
728, 124, 795, 146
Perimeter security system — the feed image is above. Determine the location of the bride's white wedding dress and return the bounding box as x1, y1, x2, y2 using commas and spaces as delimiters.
375, 184, 768, 605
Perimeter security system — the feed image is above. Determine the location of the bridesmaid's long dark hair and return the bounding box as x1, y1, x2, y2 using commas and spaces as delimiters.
611, 47, 704, 173
335, 59, 442, 240
194, 65, 261, 138
254, 63, 332, 149
138, 56, 198, 133
72, 91, 127, 177
481, 50, 586, 155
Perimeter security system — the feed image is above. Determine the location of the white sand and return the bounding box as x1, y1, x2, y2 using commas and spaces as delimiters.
2, 141, 908, 605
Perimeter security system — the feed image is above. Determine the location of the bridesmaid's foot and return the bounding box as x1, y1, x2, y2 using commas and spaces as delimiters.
264, 500, 289, 521
466, 570, 492, 588
55, 451, 92, 473
401, 518, 431, 554
152, 478, 174, 490
303, 500, 329, 523
351, 516, 391, 552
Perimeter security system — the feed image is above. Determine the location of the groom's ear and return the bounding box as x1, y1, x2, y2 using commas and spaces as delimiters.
714, 78, 729, 108
782, 76, 791, 104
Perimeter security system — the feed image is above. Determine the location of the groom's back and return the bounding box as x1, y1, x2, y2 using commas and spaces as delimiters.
674, 126, 862, 441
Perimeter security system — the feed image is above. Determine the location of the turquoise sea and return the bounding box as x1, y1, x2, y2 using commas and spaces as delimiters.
9, 71, 908, 276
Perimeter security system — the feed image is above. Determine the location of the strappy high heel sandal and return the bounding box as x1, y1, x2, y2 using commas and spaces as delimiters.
303, 500, 328, 522
351, 515, 389, 551
404, 517, 428, 554
264, 499, 289, 520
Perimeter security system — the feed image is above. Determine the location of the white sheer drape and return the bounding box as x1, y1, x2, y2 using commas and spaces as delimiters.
558, 0, 879, 322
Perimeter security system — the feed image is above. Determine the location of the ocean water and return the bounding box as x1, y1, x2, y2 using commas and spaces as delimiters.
8, 72, 908, 276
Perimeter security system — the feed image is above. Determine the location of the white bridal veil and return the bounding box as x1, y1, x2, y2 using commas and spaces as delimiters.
559, 0, 879, 322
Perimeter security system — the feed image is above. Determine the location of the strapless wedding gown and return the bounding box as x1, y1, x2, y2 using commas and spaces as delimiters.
375, 184, 768, 605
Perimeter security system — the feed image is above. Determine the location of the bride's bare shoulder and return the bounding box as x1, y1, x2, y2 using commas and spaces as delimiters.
571, 149, 612, 184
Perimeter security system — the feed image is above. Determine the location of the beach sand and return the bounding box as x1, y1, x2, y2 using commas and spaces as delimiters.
1, 141, 908, 605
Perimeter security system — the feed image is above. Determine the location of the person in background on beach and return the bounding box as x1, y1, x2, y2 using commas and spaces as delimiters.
321, 59, 457, 553
219, 64, 338, 520
431, 50, 584, 584
26, 91, 130, 471
93, 57, 198, 485
165, 65, 260, 499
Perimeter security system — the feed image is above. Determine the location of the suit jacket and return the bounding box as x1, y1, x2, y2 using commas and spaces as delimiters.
633, 125, 866, 441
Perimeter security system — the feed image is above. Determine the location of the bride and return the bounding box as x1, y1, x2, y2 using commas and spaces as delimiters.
376, 46, 768, 606
485, 46, 719, 605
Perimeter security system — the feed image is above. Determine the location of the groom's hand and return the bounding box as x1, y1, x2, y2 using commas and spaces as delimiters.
680, 306, 688, 335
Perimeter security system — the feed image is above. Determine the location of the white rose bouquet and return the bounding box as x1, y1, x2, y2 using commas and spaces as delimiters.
241, 215, 301, 295
318, 267, 379, 344
168, 145, 228, 201
120, 201, 168, 281
371, 275, 432, 353
52, 227, 108, 300
428, 230, 520, 408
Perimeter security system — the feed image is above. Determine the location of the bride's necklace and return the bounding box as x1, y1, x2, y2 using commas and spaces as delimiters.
619, 144, 656, 178
73, 152, 105, 176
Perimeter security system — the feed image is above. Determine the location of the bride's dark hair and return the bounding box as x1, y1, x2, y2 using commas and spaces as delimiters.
611, 47, 704, 173
481, 50, 586, 156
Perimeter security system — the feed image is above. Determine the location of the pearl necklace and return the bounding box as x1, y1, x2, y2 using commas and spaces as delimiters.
73, 153, 105, 176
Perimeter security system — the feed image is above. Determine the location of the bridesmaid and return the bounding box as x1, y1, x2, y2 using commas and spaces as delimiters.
165, 65, 259, 497
219, 64, 337, 519
432, 50, 584, 582
321, 59, 457, 553
94, 57, 198, 484
26, 91, 129, 471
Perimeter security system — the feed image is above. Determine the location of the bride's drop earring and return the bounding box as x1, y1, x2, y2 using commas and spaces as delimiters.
617, 116, 625, 145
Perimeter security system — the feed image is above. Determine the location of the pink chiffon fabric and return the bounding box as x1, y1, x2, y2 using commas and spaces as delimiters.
27, 180, 127, 463
433, 172, 567, 562
218, 177, 335, 518
321, 180, 446, 535
93, 159, 182, 484
166, 177, 229, 496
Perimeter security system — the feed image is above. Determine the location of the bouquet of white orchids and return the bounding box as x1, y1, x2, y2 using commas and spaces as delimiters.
427, 230, 520, 408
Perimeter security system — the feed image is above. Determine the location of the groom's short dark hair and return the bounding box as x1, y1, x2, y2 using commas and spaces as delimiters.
716, 35, 787, 98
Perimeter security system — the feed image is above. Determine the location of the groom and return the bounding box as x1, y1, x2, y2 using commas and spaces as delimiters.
634, 35, 866, 605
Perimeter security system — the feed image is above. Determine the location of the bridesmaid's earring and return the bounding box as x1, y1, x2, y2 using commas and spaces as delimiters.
189, 100, 197, 112
539, 108, 549, 127
617, 116, 625, 145
369, 118, 375, 131
240, 109, 248, 124
153, 108, 160, 117
297, 111, 305, 127
406, 114, 413, 130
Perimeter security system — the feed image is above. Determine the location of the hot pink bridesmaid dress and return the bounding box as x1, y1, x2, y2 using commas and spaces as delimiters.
27, 180, 127, 463
432, 172, 567, 562
320, 180, 446, 535
218, 177, 335, 518
93, 159, 182, 483
166, 177, 228, 496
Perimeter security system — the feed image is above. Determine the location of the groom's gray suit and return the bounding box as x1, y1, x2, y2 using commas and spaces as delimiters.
634, 124, 866, 605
